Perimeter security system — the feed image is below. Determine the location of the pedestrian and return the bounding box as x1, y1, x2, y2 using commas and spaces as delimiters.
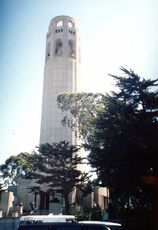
17, 202, 23, 216
30, 201, 36, 214
103, 208, 109, 220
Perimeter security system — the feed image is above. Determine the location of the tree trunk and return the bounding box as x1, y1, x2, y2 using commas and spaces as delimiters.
64, 193, 70, 214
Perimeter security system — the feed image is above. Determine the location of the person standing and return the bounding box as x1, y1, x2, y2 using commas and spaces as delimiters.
103, 208, 109, 220
17, 202, 23, 216
29, 201, 36, 214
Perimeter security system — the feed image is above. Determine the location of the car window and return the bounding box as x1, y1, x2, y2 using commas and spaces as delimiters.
59, 226, 81, 230
17, 223, 110, 230
17, 224, 81, 230
18, 227, 50, 230
83, 224, 109, 230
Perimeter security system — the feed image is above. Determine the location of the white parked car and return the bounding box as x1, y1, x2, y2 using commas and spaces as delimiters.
79, 220, 123, 230
19, 214, 76, 225
17, 215, 111, 230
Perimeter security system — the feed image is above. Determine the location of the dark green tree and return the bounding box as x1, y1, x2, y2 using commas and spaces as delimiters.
57, 67, 158, 227
57, 92, 103, 140
0, 152, 33, 185
76, 176, 94, 205
0, 181, 6, 201
88, 68, 158, 208
27, 141, 90, 214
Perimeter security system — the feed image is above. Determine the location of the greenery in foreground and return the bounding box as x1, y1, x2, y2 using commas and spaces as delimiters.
0, 67, 158, 227
57, 67, 158, 223
26, 141, 91, 214
0, 141, 91, 214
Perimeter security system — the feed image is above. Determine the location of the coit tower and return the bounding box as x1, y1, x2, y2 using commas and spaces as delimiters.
40, 15, 80, 145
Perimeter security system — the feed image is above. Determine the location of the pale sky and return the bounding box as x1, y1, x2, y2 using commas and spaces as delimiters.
0, 0, 158, 164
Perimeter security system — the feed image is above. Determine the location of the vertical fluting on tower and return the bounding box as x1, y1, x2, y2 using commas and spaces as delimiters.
40, 16, 80, 145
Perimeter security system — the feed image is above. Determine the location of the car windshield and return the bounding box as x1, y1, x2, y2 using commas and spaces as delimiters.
18, 224, 81, 230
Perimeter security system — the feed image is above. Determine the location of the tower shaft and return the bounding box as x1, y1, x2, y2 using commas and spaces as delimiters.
40, 16, 80, 145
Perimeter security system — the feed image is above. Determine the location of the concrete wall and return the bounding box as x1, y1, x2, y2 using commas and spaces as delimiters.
93, 187, 109, 210
17, 179, 35, 211
0, 192, 14, 216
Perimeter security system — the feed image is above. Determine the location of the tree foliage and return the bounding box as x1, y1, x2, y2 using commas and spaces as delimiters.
57, 67, 158, 213
89, 67, 158, 211
0, 181, 6, 201
57, 92, 103, 140
0, 143, 92, 214
27, 141, 90, 214
0, 152, 33, 185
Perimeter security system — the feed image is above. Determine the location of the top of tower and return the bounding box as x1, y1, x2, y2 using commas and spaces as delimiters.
49, 15, 78, 30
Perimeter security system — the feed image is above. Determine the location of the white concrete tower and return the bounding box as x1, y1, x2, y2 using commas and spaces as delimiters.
40, 15, 80, 145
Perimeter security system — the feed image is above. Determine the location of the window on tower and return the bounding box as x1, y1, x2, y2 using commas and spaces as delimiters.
57, 20, 63, 27
68, 21, 73, 28
55, 39, 63, 56
45, 42, 51, 61
68, 40, 75, 57
55, 28, 63, 33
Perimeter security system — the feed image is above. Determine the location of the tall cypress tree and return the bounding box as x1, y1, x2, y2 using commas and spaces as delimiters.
57, 67, 158, 228
88, 68, 158, 228
28, 141, 89, 214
